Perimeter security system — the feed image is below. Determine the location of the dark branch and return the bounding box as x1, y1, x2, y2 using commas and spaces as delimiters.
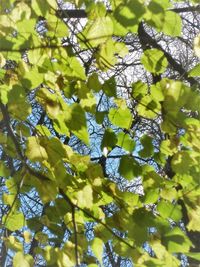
138, 22, 198, 87
56, 9, 87, 18
171, 5, 200, 13
56, 5, 200, 19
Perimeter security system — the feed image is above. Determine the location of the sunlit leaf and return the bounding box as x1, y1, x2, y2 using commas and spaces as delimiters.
114, 0, 145, 33
194, 33, 200, 58
157, 201, 182, 222
117, 131, 135, 153
141, 49, 168, 74
109, 107, 132, 129
81, 16, 113, 47
188, 63, 200, 77
4, 212, 25, 231
26, 137, 48, 162
91, 238, 104, 264
13, 252, 34, 267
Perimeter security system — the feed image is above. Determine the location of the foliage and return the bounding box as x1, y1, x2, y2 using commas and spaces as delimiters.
0, 0, 200, 266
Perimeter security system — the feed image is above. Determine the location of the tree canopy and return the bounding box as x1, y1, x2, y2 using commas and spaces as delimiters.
0, 0, 200, 266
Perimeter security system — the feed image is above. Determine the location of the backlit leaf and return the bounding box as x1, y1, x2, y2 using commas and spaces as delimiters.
13, 252, 34, 267
109, 107, 132, 129
81, 16, 113, 47
4, 212, 25, 231
91, 238, 104, 264
157, 201, 182, 222
119, 155, 141, 180
141, 49, 168, 74
117, 131, 135, 153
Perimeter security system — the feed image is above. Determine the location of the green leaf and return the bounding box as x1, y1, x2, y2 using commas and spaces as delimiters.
70, 154, 90, 172
36, 88, 62, 119
160, 187, 178, 201
150, 240, 181, 266
186, 205, 200, 231
10, 2, 31, 22
132, 81, 148, 100
37, 180, 58, 204
162, 11, 182, 37
114, 0, 145, 33
76, 81, 96, 113
35, 232, 49, 244
4, 236, 23, 252
32, 0, 49, 16
162, 81, 189, 111
85, 163, 104, 182
91, 238, 104, 264
96, 39, 128, 70
110, 15, 128, 36
139, 135, 154, 158
128, 208, 155, 245
102, 76, 116, 97
35, 125, 51, 137
28, 48, 47, 66
0, 161, 10, 178
95, 111, 107, 124
13, 252, 34, 267
65, 103, 89, 145
171, 151, 195, 175
87, 2, 107, 19
23, 231, 32, 244
46, 17, 69, 38
160, 139, 178, 156
188, 63, 200, 77
66, 56, 86, 80
101, 128, 117, 151
21, 67, 44, 90
114, 241, 138, 258
81, 16, 113, 47
96, 39, 117, 70
194, 34, 200, 58
56, 248, 74, 267
5, 177, 18, 194
117, 131, 135, 153
108, 107, 132, 129
141, 49, 168, 74
25, 137, 48, 162
137, 95, 161, 119
0, 53, 6, 67
157, 201, 182, 222
144, 188, 159, 204
7, 85, 32, 120
119, 155, 141, 180
4, 212, 25, 231
185, 252, 200, 261
76, 184, 93, 209
3, 193, 19, 210
87, 73, 102, 92
145, 2, 182, 36
163, 227, 192, 253
41, 137, 68, 165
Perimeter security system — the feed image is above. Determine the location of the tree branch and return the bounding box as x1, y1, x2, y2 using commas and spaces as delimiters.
56, 5, 200, 19
171, 5, 200, 13
138, 22, 198, 87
